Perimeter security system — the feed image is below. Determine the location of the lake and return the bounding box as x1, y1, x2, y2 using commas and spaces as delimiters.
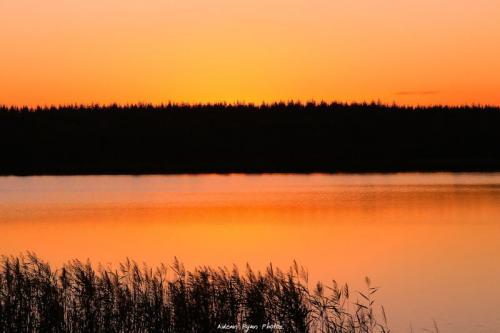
1, 173, 499, 332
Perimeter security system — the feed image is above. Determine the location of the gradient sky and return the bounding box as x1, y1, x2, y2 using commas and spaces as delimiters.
1, 0, 499, 106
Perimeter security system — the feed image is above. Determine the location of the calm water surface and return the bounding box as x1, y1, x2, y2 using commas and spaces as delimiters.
1, 173, 500, 332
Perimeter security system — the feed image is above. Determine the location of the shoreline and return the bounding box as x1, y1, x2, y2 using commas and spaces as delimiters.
2, 104, 499, 177
2, 163, 500, 176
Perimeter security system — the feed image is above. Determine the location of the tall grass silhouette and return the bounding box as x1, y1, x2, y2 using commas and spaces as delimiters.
0, 253, 390, 333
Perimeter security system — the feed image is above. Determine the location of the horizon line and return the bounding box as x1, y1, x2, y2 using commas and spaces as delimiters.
2, 100, 500, 110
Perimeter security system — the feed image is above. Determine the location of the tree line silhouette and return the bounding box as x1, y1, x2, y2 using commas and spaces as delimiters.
1, 102, 499, 175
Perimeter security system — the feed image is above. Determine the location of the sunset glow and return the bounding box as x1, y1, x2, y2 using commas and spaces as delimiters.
1, 0, 499, 106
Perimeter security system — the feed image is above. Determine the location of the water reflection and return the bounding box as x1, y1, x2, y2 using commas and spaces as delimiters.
1, 173, 499, 332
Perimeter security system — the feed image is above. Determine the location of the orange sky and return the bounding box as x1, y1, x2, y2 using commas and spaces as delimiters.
1, 0, 499, 106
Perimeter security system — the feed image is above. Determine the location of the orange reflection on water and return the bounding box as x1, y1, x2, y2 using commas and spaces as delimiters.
1, 174, 500, 332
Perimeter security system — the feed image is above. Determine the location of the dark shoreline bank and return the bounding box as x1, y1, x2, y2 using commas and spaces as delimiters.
2, 102, 499, 176
2, 162, 500, 177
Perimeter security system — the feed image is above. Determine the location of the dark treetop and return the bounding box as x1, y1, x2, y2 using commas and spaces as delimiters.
1, 102, 499, 175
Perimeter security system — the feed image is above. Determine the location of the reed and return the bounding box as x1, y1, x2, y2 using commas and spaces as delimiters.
0, 253, 390, 333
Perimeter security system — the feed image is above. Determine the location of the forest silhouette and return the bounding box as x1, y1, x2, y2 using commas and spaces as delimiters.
1, 102, 499, 175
